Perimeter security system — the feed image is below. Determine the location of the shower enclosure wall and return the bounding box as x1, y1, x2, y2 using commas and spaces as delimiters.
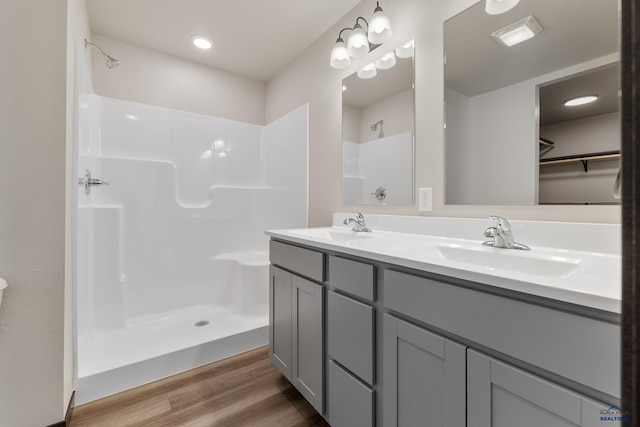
75, 94, 308, 403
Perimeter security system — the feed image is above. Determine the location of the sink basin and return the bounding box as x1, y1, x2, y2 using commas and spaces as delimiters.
289, 228, 373, 242
436, 244, 581, 277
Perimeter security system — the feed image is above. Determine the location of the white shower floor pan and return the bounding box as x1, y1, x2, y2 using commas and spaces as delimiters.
76, 304, 268, 404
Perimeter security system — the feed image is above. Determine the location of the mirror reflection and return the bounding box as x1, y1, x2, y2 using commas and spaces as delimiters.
444, 0, 619, 205
342, 40, 415, 205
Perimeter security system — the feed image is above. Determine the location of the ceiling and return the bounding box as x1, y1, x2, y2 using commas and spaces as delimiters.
342, 54, 414, 110
444, 0, 618, 97
444, 0, 619, 126
86, 0, 362, 82
539, 65, 620, 127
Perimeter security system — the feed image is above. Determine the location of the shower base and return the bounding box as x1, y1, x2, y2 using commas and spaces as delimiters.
76, 304, 268, 404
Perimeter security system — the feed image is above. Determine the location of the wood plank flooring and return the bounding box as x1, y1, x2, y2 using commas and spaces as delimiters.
70, 346, 329, 427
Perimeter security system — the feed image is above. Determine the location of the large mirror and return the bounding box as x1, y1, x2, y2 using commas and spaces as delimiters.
444, 0, 619, 205
342, 40, 415, 205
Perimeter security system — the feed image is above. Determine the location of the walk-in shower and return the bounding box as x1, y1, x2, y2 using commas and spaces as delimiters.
74, 93, 308, 403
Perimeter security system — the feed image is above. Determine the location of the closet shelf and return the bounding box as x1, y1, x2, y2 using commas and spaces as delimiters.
539, 150, 620, 172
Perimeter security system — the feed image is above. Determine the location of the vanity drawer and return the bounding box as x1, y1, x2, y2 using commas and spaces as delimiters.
329, 255, 375, 302
328, 360, 374, 427
382, 269, 620, 399
269, 240, 324, 282
328, 290, 375, 385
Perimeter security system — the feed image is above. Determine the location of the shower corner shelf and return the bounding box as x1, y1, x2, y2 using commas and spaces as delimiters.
539, 150, 620, 173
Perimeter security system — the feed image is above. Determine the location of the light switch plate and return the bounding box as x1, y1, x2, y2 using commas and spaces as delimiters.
419, 188, 433, 211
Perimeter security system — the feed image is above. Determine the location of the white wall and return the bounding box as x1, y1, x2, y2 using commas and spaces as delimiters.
0, 0, 70, 425
90, 34, 266, 125
359, 89, 413, 143
266, 0, 620, 225
445, 53, 618, 206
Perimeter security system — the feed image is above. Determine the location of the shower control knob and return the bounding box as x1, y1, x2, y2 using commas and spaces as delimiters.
79, 169, 109, 195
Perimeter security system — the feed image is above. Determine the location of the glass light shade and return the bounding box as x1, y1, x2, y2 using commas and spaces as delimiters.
330, 39, 351, 69
374, 51, 396, 70
357, 63, 377, 79
485, 0, 520, 15
348, 25, 369, 58
368, 7, 392, 44
395, 40, 415, 58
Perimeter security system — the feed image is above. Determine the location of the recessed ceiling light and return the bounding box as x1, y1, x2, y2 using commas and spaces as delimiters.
564, 95, 598, 107
491, 15, 543, 47
342, 85, 347, 92
191, 36, 213, 50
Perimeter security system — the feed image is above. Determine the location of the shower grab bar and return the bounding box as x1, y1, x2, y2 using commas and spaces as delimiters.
79, 169, 109, 195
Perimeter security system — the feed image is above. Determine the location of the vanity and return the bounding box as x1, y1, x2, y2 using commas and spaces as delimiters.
266, 214, 622, 426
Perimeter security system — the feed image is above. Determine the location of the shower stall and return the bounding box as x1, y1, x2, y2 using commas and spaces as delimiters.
74, 93, 308, 403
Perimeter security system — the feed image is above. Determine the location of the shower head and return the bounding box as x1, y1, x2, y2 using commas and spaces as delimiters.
104, 54, 119, 69
84, 39, 119, 69
371, 120, 384, 138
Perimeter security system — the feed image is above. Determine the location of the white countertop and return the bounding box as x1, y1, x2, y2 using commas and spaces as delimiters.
266, 215, 621, 314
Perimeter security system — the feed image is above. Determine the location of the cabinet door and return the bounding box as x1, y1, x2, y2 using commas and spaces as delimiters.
383, 314, 466, 427
269, 266, 292, 379
292, 274, 324, 413
328, 360, 374, 427
328, 290, 375, 385
467, 350, 621, 427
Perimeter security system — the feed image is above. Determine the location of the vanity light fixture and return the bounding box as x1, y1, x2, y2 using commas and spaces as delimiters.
491, 15, 543, 47
564, 95, 598, 107
485, 0, 520, 15
358, 63, 378, 79
395, 40, 415, 58
191, 35, 213, 50
330, 1, 393, 69
374, 51, 396, 70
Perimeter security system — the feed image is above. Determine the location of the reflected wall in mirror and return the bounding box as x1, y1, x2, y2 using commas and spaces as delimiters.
444, 0, 619, 205
342, 40, 415, 205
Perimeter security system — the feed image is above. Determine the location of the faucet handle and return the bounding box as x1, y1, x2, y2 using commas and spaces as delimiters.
489, 215, 511, 233
349, 211, 365, 221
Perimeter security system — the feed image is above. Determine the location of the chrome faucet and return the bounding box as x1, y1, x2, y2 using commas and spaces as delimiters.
482, 215, 530, 250
343, 211, 372, 232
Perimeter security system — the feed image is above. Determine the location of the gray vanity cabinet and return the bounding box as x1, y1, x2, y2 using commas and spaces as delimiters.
383, 314, 466, 427
327, 255, 376, 426
269, 266, 292, 378
268, 240, 325, 414
467, 350, 619, 427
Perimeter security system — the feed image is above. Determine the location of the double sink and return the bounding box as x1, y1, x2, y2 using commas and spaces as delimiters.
269, 218, 621, 313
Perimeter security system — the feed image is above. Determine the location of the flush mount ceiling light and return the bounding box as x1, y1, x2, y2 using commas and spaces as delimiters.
330, 1, 393, 69
491, 15, 543, 47
485, 0, 520, 15
191, 36, 213, 50
564, 95, 598, 107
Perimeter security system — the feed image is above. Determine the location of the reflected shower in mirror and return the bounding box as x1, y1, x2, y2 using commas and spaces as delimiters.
342, 40, 415, 205
444, 0, 619, 205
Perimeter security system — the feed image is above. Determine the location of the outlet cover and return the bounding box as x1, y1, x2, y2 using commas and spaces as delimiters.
419, 187, 433, 211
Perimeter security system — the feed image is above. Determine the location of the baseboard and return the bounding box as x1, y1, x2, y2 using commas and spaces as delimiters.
45, 391, 74, 427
